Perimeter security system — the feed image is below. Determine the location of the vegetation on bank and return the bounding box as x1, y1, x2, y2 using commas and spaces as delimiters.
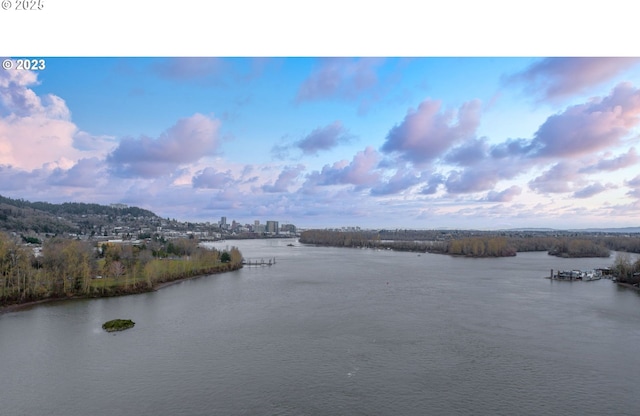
102, 319, 135, 332
545, 239, 610, 258
299, 230, 516, 257
299, 230, 630, 258
612, 253, 640, 284
0, 232, 243, 308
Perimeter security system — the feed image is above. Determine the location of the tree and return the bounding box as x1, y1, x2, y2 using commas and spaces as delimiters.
220, 251, 231, 263
42, 238, 95, 295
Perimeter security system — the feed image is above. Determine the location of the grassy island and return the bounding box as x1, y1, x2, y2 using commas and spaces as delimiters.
102, 319, 135, 332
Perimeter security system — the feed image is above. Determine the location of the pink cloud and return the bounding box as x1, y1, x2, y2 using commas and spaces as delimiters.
107, 113, 221, 178
304, 146, 381, 189
531, 83, 640, 158
0, 64, 89, 170
506, 57, 640, 102
381, 99, 481, 165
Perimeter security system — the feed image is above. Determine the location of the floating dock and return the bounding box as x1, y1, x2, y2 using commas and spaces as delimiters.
546, 268, 607, 281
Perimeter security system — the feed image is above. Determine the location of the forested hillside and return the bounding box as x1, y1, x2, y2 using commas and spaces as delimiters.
0, 194, 158, 234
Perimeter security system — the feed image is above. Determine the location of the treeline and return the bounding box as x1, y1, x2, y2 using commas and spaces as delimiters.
546, 238, 610, 258
298, 230, 382, 248
299, 230, 516, 257
299, 230, 639, 258
447, 237, 516, 257
0, 232, 242, 307
612, 253, 640, 284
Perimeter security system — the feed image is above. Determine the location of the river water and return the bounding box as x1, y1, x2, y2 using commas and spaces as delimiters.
2, 238, 640, 416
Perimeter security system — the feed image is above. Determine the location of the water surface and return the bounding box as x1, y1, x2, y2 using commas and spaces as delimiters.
1, 239, 639, 415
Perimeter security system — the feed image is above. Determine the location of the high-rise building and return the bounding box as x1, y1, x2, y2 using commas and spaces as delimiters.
266, 220, 279, 234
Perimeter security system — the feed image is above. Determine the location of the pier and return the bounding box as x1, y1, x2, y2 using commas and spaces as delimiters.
242, 257, 276, 267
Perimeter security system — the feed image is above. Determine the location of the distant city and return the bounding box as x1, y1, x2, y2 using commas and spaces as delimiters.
103, 206, 302, 241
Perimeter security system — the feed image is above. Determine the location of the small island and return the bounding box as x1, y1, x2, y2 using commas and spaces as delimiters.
102, 319, 135, 332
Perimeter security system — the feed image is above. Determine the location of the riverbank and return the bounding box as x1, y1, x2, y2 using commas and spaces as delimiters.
616, 281, 640, 291
0, 263, 242, 314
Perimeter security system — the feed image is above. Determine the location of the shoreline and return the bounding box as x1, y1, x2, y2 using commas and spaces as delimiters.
616, 281, 640, 291
0, 265, 242, 314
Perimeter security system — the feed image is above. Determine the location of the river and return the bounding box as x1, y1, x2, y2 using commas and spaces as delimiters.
1, 238, 640, 415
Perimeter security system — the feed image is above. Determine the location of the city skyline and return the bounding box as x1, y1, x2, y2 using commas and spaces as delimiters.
2, 57, 640, 230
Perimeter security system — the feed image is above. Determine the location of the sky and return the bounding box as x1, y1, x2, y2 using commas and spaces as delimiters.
1, 4, 640, 230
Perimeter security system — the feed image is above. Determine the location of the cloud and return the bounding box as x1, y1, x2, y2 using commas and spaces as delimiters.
262, 164, 305, 193
573, 182, 617, 199
296, 121, 352, 155
444, 168, 506, 194
506, 57, 640, 102
370, 168, 422, 196
192, 167, 235, 189
0, 63, 70, 119
107, 113, 221, 178
0, 65, 86, 170
530, 82, 640, 158
528, 161, 582, 194
295, 58, 383, 103
489, 138, 534, 159
625, 175, 640, 199
444, 137, 489, 166
485, 186, 522, 202
304, 146, 381, 189
420, 173, 445, 195
0, 164, 42, 191
152, 57, 226, 82
381, 99, 481, 165
72, 131, 118, 152
580, 148, 639, 173
626, 175, 640, 188
47, 157, 106, 188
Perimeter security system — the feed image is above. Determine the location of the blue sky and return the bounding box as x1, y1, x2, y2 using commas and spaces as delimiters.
2, 56, 640, 229
1, 4, 639, 230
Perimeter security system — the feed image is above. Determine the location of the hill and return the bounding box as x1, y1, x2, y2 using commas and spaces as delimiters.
0, 195, 159, 235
